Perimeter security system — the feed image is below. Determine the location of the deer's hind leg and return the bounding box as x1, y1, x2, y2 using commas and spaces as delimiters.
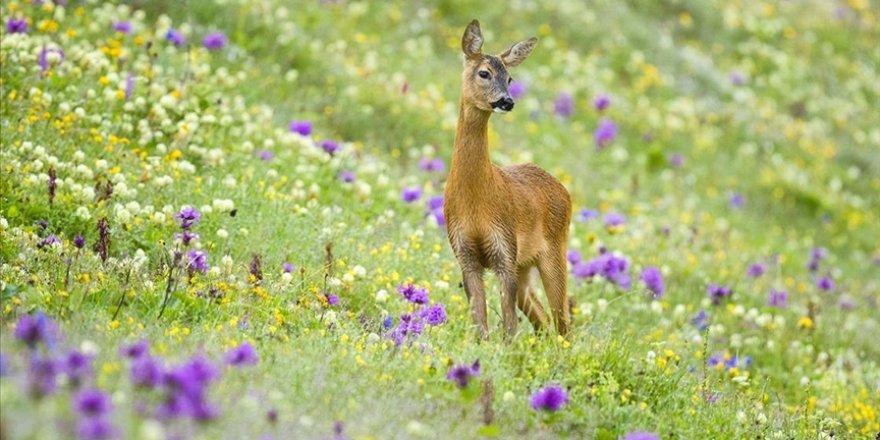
517, 266, 548, 330
537, 247, 571, 336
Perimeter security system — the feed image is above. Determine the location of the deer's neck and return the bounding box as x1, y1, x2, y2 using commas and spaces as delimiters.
449, 102, 494, 193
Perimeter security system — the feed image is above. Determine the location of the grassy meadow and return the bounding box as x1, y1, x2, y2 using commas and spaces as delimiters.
1, 0, 879, 439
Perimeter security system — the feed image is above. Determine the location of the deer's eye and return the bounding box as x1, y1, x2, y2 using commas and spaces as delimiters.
478, 70, 490, 79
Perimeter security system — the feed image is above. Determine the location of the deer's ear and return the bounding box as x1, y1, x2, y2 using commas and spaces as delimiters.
462, 20, 483, 59
499, 37, 537, 67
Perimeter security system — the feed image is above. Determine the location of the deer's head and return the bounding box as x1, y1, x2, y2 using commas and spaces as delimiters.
460, 20, 537, 114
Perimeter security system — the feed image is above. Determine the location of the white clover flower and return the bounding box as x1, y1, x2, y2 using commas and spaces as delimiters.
375, 289, 388, 303
216, 228, 229, 239
152, 212, 166, 224
75, 206, 91, 221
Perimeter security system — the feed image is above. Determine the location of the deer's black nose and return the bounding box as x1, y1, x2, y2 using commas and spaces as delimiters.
491, 97, 515, 112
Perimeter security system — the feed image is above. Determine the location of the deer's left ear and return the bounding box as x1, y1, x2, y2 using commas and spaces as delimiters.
499, 37, 538, 67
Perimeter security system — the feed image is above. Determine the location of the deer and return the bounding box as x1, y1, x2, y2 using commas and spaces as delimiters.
444, 20, 572, 339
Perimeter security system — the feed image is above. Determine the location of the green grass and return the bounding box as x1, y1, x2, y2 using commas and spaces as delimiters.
1, 0, 879, 439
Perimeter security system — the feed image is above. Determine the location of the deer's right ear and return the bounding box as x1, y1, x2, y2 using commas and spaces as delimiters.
462, 20, 483, 59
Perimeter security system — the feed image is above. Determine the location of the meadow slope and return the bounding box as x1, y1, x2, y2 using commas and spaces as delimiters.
1, 1, 879, 439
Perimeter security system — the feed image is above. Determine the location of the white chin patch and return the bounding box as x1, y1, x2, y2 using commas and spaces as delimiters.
493, 108, 509, 113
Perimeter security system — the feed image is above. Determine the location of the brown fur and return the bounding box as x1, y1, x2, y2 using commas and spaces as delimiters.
444, 20, 572, 338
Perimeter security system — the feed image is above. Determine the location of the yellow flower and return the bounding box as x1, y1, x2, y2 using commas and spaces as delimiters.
797, 316, 814, 329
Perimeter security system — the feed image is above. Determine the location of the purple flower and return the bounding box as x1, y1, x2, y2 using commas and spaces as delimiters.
426, 196, 444, 211
160, 356, 221, 421
817, 277, 834, 291
747, 263, 765, 278
175, 206, 200, 229
382, 316, 394, 329
186, 249, 209, 274
807, 247, 825, 272
593, 94, 611, 111
319, 139, 339, 155
508, 80, 527, 98
397, 283, 429, 304
572, 252, 631, 289
594, 118, 618, 148
566, 249, 582, 265
203, 32, 227, 51
26, 355, 59, 398
554, 92, 574, 117
389, 313, 424, 346
729, 193, 745, 208
577, 208, 599, 223
62, 351, 93, 387
446, 359, 480, 389
289, 120, 312, 136
640, 267, 665, 298
707, 283, 732, 305
418, 158, 445, 173
691, 310, 709, 330
224, 343, 259, 367
76, 417, 115, 440
120, 339, 149, 359
729, 71, 747, 86
668, 153, 684, 168
112, 21, 132, 34
257, 150, 274, 161
339, 170, 355, 183
622, 432, 660, 440
432, 208, 446, 227
14, 312, 58, 349
130, 356, 163, 389
604, 212, 626, 227
38, 234, 61, 248
707, 353, 751, 371
530, 384, 569, 412
166, 29, 185, 46
401, 187, 423, 203
419, 303, 447, 326
74, 389, 112, 417
282, 262, 295, 273
6, 18, 28, 34
324, 292, 339, 306
74, 234, 86, 249
767, 290, 788, 308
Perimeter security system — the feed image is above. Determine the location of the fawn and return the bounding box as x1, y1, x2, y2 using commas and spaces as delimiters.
444, 20, 572, 338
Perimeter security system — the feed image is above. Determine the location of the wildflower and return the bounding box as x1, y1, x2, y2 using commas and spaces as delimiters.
6, 18, 28, 34
257, 150, 274, 161
14, 312, 58, 350
622, 432, 660, 440
324, 292, 339, 306
767, 290, 788, 308
319, 139, 339, 155
509, 81, 526, 98
74, 234, 86, 249
267, 409, 278, 424
61, 351, 93, 387
159, 356, 221, 421
73, 389, 112, 417
249, 254, 262, 282
729, 71, 747, 86
668, 153, 684, 167
130, 356, 163, 389
289, 120, 312, 136
382, 316, 394, 329
282, 262, 295, 273
603, 212, 626, 227
339, 170, 355, 182
816, 276, 834, 291
594, 118, 618, 148
48, 167, 57, 204
691, 310, 709, 331
26, 355, 58, 398
446, 359, 480, 389
76, 417, 115, 440
729, 193, 745, 209
38, 234, 61, 249
224, 343, 259, 367
426, 196, 444, 211
166, 29, 185, 46
554, 93, 574, 117
418, 158, 445, 173
530, 384, 569, 412
747, 263, 765, 278
120, 339, 149, 359
124, 72, 135, 100
577, 208, 599, 222
807, 247, 825, 272
707, 283, 732, 305
419, 303, 447, 326
593, 94, 611, 111
639, 267, 665, 298
175, 207, 200, 229
397, 283, 429, 304
566, 249, 582, 265
176, 230, 199, 246
572, 251, 631, 289
203, 32, 227, 51
112, 21, 132, 34
94, 217, 110, 263
401, 187, 423, 203
187, 249, 209, 274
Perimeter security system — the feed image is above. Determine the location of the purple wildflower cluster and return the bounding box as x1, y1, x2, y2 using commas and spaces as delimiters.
446, 359, 480, 389
388, 283, 448, 345
418, 157, 445, 173
767, 289, 788, 308
746, 262, 765, 278
639, 267, 665, 298
622, 432, 660, 440
426, 196, 445, 227
570, 248, 632, 289
707, 283, 732, 305
807, 247, 825, 272
691, 310, 710, 331
175, 207, 209, 275
401, 186, 423, 203
707, 352, 751, 371
6, 18, 28, 34
530, 384, 569, 412
594, 118, 618, 149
